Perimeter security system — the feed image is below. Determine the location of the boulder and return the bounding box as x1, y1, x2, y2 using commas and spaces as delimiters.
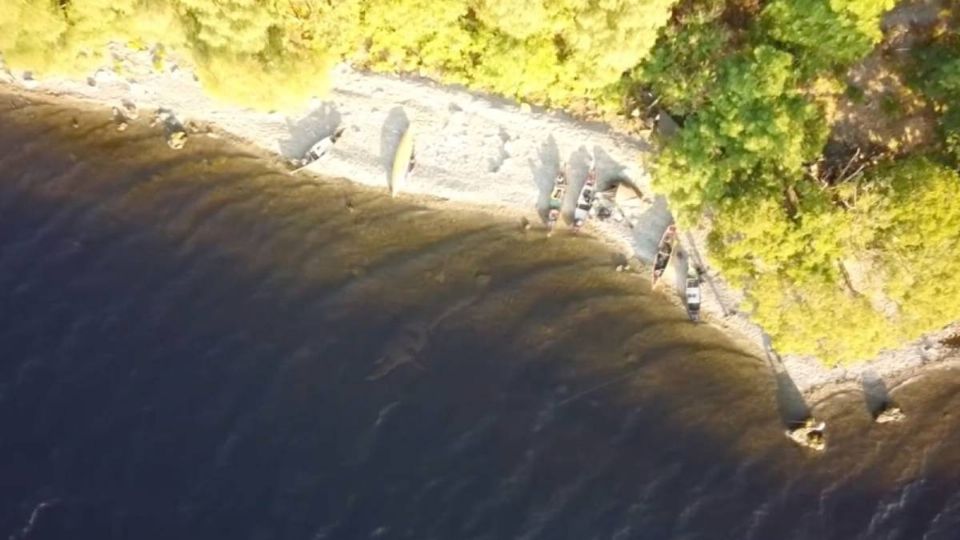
166, 130, 187, 150
875, 404, 906, 424
785, 417, 826, 451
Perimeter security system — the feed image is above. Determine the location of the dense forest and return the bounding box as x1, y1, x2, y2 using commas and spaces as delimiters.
1, 0, 957, 364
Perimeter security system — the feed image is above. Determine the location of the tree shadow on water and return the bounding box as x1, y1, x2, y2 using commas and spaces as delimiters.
861, 369, 894, 418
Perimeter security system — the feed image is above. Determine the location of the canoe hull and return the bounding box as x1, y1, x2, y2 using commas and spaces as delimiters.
390, 126, 415, 196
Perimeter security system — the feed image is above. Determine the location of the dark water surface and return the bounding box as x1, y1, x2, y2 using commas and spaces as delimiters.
1, 93, 959, 539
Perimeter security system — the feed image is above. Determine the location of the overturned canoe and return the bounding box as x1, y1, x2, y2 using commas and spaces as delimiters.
390, 124, 415, 197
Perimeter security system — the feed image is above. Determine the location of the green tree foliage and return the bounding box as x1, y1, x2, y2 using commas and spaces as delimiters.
0, 0, 180, 74
911, 34, 960, 164
0, 0, 68, 71
1, 0, 678, 110
357, 0, 470, 74
640, 2, 732, 116
852, 158, 960, 334
652, 46, 828, 220
640, 0, 959, 364
761, 0, 895, 72
175, 0, 362, 108
704, 157, 960, 363
354, 0, 681, 106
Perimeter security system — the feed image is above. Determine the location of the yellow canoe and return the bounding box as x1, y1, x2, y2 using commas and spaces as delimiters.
390, 124, 415, 197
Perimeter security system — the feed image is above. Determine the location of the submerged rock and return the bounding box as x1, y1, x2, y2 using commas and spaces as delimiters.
166, 130, 187, 150
786, 417, 826, 451
121, 99, 139, 120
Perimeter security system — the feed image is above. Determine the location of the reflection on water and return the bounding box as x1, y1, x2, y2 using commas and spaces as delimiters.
1, 93, 959, 539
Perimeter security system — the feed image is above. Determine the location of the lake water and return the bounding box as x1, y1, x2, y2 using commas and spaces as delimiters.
1, 93, 959, 539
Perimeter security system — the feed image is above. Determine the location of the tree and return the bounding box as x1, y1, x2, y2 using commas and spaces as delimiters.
639, 2, 733, 116
911, 36, 960, 164
653, 46, 828, 221
761, 0, 895, 73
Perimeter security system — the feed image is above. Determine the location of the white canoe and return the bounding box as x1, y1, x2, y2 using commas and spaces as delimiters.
390, 125, 415, 197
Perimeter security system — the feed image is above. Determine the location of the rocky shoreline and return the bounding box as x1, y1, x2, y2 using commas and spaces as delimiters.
2, 46, 956, 398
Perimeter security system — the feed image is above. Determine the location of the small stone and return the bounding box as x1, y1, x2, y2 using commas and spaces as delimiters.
875, 405, 906, 424
519, 103, 532, 114
121, 100, 139, 119
71, 117, 79, 129
86, 76, 96, 87
116, 121, 128, 132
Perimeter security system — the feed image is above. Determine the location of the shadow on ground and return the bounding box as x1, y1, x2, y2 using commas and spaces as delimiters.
379, 106, 410, 184
764, 333, 812, 427
529, 135, 560, 222
280, 102, 342, 158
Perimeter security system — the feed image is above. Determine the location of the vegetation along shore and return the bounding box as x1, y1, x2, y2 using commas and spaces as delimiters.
1, 0, 958, 393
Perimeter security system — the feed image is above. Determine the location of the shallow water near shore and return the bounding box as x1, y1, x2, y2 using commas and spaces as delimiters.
1, 93, 960, 539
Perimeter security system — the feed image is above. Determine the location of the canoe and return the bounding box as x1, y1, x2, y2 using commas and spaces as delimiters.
390, 124, 415, 197
291, 126, 345, 173
572, 159, 597, 231
685, 267, 701, 322
546, 163, 567, 232
651, 224, 677, 286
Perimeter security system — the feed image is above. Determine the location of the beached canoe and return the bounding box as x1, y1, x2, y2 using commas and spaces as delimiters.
546, 163, 567, 233
292, 126, 345, 173
572, 158, 597, 232
686, 267, 701, 322
390, 124, 415, 197
651, 224, 677, 286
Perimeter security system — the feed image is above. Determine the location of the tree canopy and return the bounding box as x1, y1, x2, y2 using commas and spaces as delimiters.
0, 0, 680, 110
